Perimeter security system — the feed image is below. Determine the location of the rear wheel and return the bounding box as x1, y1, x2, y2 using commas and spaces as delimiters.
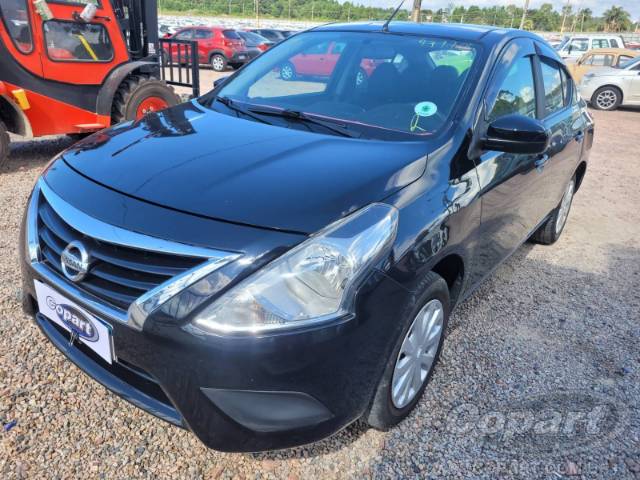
530, 177, 576, 245
591, 86, 622, 111
210, 54, 227, 72
0, 120, 9, 170
111, 75, 179, 124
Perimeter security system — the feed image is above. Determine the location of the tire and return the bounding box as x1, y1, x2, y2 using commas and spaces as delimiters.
0, 120, 9, 170
530, 176, 576, 245
591, 86, 622, 111
280, 61, 296, 81
367, 272, 450, 430
111, 75, 179, 124
210, 54, 227, 72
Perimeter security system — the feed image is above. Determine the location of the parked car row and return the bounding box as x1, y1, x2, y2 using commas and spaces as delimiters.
160, 25, 297, 71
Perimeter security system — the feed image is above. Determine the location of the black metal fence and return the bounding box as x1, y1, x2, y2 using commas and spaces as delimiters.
159, 38, 201, 98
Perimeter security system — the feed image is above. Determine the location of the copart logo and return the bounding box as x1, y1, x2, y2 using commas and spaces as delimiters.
445, 391, 629, 456
46, 296, 99, 342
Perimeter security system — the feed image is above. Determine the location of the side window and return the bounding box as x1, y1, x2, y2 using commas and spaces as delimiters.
331, 42, 346, 54
540, 59, 564, 116
194, 30, 212, 40
592, 39, 609, 49
617, 55, 634, 67
174, 29, 192, 40
610, 39, 619, 48
568, 39, 589, 53
0, 0, 33, 53
488, 56, 536, 121
44, 21, 113, 62
304, 42, 330, 55
589, 54, 614, 66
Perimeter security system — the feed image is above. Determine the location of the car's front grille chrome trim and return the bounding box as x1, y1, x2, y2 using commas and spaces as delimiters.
27, 179, 241, 330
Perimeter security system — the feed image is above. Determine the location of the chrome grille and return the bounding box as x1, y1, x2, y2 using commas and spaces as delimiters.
37, 194, 206, 310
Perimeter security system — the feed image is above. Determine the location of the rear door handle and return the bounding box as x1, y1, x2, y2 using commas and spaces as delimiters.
535, 154, 549, 172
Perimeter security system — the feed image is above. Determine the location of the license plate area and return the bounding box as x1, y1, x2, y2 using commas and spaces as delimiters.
35, 280, 114, 364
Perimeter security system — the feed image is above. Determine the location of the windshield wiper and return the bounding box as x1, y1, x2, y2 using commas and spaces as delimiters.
246, 107, 361, 138
214, 96, 274, 125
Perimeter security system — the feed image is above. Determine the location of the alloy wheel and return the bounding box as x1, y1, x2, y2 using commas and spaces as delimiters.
212, 56, 225, 71
391, 299, 444, 409
596, 90, 617, 110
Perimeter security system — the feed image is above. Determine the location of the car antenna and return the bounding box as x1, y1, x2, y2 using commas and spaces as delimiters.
382, 0, 405, 32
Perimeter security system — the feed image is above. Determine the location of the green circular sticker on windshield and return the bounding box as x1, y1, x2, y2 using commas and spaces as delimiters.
415, 101, 437, 117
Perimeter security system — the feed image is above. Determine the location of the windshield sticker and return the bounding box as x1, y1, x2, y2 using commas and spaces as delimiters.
414, 101, 438, 117
410, 102, 438, 133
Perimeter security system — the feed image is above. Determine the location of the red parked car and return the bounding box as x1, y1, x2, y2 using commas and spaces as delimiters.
280, 41, 380, 84
166, 27, 249, 71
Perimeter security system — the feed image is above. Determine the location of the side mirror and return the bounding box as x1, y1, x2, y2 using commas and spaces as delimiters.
213, 76, 229, 89
482, 114, 549, 155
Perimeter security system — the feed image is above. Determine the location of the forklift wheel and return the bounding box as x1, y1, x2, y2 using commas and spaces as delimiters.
111, 75, 179, 124
0, 121, 9, 170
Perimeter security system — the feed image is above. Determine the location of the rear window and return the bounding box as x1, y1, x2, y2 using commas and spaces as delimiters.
0, 0, 32, 53
223, 30, 241, 40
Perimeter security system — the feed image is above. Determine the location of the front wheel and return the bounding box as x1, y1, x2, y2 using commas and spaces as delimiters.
210, 54, 227, 72
367, 272, 449, 430
591, 86, 622, 111
530, 177, 576, 245
0, 120, 9, 170
111, 75, 179, 123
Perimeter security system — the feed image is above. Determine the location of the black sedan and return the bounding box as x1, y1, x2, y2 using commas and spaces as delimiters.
20, 22, 594, 452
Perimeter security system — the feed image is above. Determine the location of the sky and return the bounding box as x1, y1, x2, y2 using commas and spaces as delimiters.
354, 0, 640, 20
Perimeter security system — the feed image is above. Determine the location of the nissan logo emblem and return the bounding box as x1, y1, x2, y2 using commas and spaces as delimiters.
61, 241, 91, 282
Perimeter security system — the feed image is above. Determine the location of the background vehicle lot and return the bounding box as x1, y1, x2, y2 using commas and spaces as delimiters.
0, 108, 639, 477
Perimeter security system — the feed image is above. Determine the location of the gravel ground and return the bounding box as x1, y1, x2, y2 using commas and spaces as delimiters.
1, 108, 639, 479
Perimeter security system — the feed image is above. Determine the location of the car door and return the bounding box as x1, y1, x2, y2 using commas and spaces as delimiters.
171, 28, 193, 61
469, 38, 543, 284
37, 0, 129, 85
293, 41, 330, 76
534, 51, 585, 219
624, 61, 640, 102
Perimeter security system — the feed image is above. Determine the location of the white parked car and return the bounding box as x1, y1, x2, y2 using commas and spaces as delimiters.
557, 35, 626, 62
579, 56, 640, 110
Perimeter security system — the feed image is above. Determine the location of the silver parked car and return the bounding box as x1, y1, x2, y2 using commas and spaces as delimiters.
578, 56, 640, 110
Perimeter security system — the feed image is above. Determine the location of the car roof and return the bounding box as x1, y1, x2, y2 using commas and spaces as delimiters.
311, 21, 531, 43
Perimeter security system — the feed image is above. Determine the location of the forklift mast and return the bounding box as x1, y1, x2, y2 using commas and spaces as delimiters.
112, 0, 159, 60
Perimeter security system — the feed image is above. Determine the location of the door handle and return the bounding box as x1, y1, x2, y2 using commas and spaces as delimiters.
574, 131, 585, 142
535, 154, 549, 172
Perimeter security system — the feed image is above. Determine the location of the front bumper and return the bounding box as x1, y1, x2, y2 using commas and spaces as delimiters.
578, 81, 598, 103
20, 172, 412, 452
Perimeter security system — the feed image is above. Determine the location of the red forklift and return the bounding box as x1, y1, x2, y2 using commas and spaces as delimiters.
0, 0, 199, 168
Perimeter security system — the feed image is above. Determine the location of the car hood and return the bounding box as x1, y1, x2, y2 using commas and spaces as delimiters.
63, 101, 428, 234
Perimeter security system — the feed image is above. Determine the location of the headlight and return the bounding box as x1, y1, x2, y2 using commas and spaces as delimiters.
192, 203, 399, 335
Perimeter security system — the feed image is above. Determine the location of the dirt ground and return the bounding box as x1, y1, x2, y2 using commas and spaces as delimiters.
0, 106, 639, 479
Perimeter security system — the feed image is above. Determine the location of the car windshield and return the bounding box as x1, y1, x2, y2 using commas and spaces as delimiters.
619, 56, 640, 70
202, 31, 478, 140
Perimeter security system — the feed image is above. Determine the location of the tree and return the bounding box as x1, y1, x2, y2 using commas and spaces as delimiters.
603, 6, 631, 32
